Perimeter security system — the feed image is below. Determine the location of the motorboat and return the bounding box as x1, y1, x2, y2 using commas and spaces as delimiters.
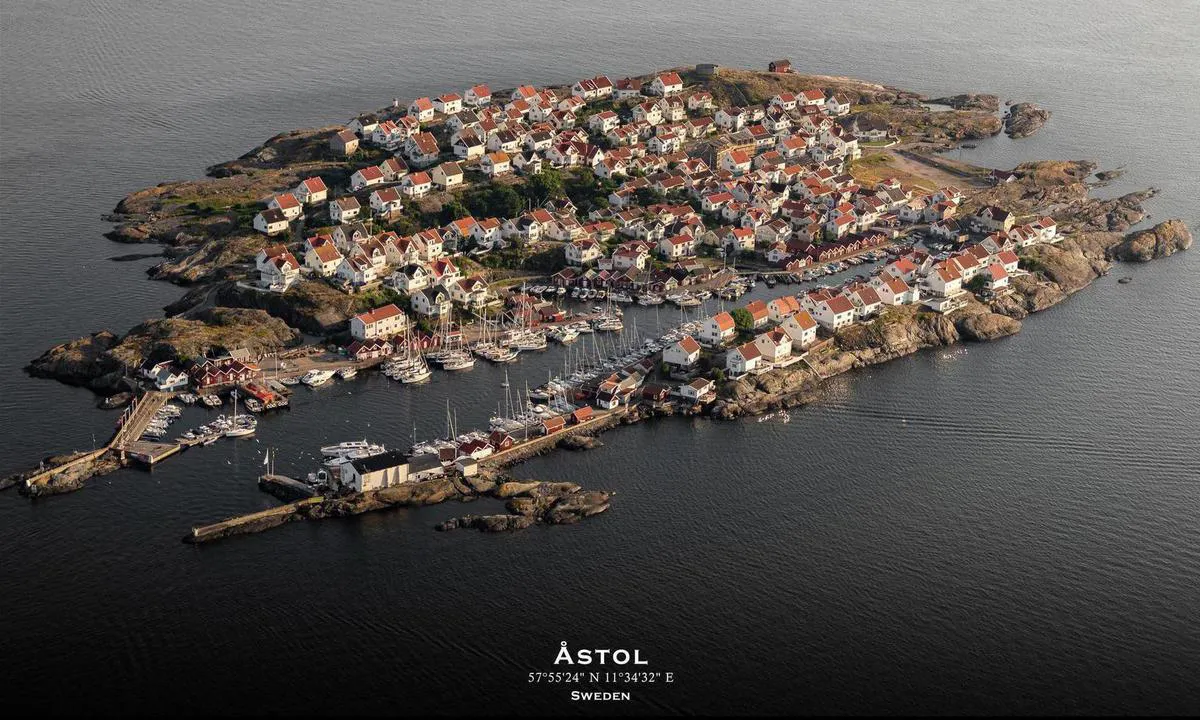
301, 369, 336, 387
321, 439, 386, 466
549, 326, 580, 344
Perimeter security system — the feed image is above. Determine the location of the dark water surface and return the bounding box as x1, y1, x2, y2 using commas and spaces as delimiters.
2, 0, 1198, 714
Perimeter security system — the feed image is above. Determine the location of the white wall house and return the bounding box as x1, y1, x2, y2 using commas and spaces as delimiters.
663, 336, 702, 369
350, 303, 408, 341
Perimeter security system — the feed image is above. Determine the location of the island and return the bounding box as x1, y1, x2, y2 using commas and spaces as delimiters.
8, 61, 1191, 541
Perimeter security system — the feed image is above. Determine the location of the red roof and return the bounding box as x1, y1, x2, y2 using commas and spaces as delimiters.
272, 192, 300, 210
791, 311, 817, 330
356, 165, 384, 181
354, 304, 404, 326
737, 342, 761, 360
301, 177, 327, 193
712, 312, 735, 331
825, 296, 855, 314
677, 336, 701, 354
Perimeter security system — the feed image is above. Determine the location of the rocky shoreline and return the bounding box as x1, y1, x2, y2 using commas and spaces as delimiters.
706, 219, 1190, 420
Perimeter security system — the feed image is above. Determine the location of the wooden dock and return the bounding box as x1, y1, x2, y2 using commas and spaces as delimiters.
118, 440, 183, 466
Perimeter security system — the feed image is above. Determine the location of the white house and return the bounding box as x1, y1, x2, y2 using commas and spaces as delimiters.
650, 72, 684, 96
304, 242, 343, 277
481, 151, 512, 177
663, 335, 702, 369
588, 110, 620, 134
293, 177, 328, 206
565, 238, 603, 266
753, 329, 793, 363
405, 132, 441, 167
434, 93, 463, 115
811, 295, 856, 331
341, 450, 410, 493
259, 250, 300, 291
349, 165, 385, 191
431, 161, 463, 190
388, 263, 431, 293
329, 196, 361, 223
780, 311, 818, 349
872, 274, 920, 306
253, 208, 290, 236
725, 342, 762, 376
464, 84, 492, 106
719, 150, 752, 175
411, 287, 451, 318
767, 296, 802, 323
975, 205, 1015, 233
266, 195, 299, 224
336, 254, 379, 287
658, 234, 696, 259
983, 263, 1010, 292
369, 187, 404, 215
924, 261, 963, 297
408, 97, 435, 122
400, 171, 433, 198
699, 312, 736, 347
350, 303, 408, 341
679, 377, 714, 402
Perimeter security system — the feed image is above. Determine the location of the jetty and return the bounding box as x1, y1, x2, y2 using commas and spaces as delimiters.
16, 391, 175, 494
187, 496, 325, 544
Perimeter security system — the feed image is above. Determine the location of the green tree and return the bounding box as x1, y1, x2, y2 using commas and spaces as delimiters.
465, 184, 523, 219
521, 168, 565, 206
635, 187, 666, 206
730, 307, 754, 331
439, 199, 469, 224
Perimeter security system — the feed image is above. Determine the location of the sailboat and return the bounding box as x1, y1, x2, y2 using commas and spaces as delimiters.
224, 390, 257, 438
398, 325, 433, 383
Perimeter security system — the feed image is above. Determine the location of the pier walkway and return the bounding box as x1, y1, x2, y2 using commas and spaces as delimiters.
21, 391, 174, 490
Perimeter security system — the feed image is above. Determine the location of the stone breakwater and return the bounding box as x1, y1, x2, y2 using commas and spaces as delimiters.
185, 472, 612, 543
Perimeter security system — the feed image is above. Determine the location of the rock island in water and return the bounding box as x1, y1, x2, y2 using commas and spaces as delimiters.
9, 62, 1191, 541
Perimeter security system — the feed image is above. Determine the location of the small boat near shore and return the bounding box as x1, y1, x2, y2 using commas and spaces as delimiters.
301, 369, 336, 387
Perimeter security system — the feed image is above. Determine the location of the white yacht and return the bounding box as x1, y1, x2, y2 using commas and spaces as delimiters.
301, 369, 336, 387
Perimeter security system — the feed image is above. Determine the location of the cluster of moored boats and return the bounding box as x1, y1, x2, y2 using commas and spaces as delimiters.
278, 366, 358, 388
165, 398, 259, 444
138, 403, 183, 440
